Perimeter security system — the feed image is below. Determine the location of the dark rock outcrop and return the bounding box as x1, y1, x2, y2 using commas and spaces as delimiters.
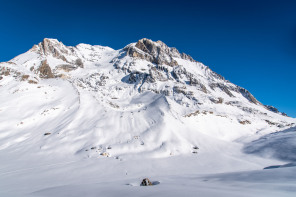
75, 58, 84, 68
56, 64, 77, 72
148, 67, 168, 82
21, 75, 29, 81
209, 83, 234, 97
38, 60, 54, 78
209, 97, 224, 104
128, 71, 147, 84
265, 105, 279, 113
189, 77, 207, 93
238, 87, 258, 104
265, 105, 289, 117
239, 120, 251, 125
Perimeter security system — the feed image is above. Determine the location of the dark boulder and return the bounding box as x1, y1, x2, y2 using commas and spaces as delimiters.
141, 178, 152, 186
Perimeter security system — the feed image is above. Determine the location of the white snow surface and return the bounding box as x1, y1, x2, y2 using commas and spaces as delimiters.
0, 38, 296, 196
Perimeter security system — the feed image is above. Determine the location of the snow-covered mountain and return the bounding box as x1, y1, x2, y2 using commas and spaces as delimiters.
0, 38, 295, 158
1, 38, 296, 197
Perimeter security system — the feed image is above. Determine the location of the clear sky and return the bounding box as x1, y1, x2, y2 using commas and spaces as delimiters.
1, 0, 295, 117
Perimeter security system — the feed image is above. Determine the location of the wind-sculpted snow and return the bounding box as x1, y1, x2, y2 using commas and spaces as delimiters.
244, 127, 296, 162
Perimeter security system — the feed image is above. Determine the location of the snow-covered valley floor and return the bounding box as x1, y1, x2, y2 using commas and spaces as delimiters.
1, 150, 296, 197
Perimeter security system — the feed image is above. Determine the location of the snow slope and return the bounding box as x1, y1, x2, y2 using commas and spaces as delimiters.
244, 126, 296, 162
0, 38, 295, 196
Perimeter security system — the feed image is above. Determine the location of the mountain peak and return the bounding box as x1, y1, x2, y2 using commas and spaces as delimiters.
124, 38, 195, 66
42, 38, 60, 44
136, 38, 168, 49
30, 38, 71, 62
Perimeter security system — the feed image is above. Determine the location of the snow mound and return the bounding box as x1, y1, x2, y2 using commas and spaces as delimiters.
244, 127, 296, 162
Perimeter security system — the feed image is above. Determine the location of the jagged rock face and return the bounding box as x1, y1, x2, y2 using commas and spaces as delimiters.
209, 83, 234, 97
149, 67, 168, 82
31, 38, 71, 62
125, 38, 194, 67
29, 40, 85, 79
238, 87, 259, 104
181, 52, 195, 62
116, 38, 265, 108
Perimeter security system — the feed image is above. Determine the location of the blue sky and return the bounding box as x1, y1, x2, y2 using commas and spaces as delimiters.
1, 0, 296, 117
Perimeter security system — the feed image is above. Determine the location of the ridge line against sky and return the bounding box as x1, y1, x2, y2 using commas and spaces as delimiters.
0, 0, 295, 117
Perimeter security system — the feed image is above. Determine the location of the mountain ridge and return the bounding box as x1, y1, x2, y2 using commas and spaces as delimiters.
0, 38, 295, 158
24, 38, 285, 115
